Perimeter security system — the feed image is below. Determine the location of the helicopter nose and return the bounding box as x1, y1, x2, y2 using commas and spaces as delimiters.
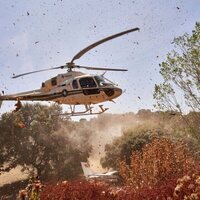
103, 87, 122, 98
114, 87, 122, 98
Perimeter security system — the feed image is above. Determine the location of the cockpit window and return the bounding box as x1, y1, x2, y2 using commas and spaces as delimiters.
72, 79, 78, 89
95, 76, 106, 86
79, 77, 97, 88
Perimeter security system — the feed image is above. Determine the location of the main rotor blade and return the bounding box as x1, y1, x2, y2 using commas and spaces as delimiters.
12, 65, 66, 78
70, 27, 139, 63
76, 65, 127, 71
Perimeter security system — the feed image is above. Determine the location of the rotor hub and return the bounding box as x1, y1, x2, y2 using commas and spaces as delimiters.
11, 27, 139, 79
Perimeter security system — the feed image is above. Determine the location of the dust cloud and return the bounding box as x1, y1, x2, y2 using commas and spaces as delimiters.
53, 113, 138, 171
87, 113, 136, 171
61, 110, 179, 172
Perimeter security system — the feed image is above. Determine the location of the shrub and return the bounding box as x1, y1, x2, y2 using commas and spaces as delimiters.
119, 137, 198, 188
40, 181, 115, 200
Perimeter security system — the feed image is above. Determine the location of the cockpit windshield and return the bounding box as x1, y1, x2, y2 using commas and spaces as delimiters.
94, 76, 111, 87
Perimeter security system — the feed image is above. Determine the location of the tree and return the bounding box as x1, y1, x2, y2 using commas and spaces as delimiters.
100, 110, 200, 170
0, 103, 92, 181
154, 22, 200, 112
100, 126, 161, 169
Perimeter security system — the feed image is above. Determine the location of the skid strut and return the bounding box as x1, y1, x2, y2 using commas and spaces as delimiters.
59, 104, 109, 117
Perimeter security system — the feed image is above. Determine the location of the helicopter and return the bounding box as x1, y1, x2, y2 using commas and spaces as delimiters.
0, 27, 139, 116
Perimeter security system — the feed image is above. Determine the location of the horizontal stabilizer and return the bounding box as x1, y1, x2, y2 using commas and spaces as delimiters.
81, 162, 95, 177
0, 93, 3, 108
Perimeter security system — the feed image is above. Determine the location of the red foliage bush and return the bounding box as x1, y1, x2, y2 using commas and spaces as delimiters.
173, 174, 200, 200
114, 176, 200, 200
40, 181, 115, 200
39, 176, 200, 200
119, 137, 198, 188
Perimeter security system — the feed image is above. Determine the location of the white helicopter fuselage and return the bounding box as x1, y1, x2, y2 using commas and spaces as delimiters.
0, 71, 122, 106
43, 71, 122, 105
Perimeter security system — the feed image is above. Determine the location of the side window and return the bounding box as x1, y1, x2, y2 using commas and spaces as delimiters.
79, 77, 97, 88
51, 77, 57, 86
72, 80, 78, 89
42, 82, 45, 87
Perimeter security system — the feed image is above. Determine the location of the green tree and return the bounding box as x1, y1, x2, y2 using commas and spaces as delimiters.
154, 22, 200, 142
100, 112, 200, 170
154, 22, 200, 112
100, 126, 161, 169
0, 103, 92, 181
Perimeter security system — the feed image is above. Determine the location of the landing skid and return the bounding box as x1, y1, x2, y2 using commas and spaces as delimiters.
60, 105, 109, 117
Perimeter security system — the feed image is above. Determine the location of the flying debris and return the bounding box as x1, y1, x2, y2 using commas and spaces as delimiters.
13, 99, 22, 112
0, 27, 140, 116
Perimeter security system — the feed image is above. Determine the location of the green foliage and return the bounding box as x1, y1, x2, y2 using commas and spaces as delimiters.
100, 126, 162, 169
154, 22, 200, 112
0, 103, 92, 181
100, 110, 200, 170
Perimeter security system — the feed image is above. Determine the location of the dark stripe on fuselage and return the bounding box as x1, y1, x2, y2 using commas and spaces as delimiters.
1, 87, 120, 101
32, 88, 116, 101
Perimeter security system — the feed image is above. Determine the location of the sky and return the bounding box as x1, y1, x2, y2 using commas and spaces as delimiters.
0, 0, 199, 117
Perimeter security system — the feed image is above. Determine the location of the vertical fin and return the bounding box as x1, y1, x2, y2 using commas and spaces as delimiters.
81, 162, 94, 177
0, 94, 3, 108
